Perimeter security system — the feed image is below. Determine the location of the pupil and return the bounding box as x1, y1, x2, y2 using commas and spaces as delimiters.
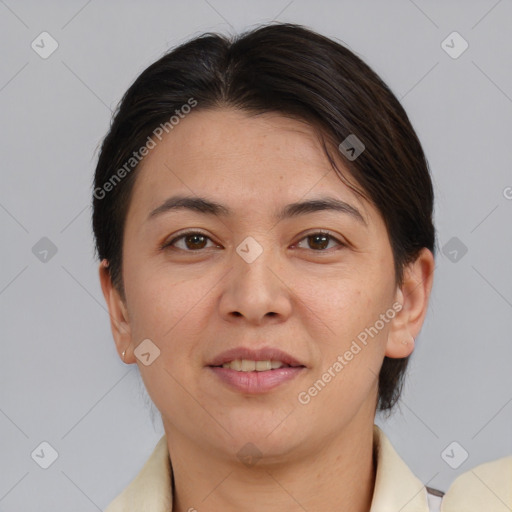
310, 234, 328, 250
187, 234, 206, 249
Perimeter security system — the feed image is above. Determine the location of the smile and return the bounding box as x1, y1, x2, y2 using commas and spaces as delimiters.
208, 361, 306, 393
215, 359, 301, 371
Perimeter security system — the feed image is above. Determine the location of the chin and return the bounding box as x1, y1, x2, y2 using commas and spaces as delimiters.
222, 413, 304, 451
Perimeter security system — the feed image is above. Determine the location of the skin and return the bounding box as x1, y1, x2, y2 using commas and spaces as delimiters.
100, 108, 434, 512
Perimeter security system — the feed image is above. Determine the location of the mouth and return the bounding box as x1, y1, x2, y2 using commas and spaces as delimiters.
206, 347, 307, 393
210, 359, 305, 372
207, 346, 306, 369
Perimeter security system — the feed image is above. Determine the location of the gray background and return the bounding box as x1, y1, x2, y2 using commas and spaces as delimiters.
1, 0, 511, 509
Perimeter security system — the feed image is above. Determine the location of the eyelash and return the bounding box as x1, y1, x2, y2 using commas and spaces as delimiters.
161, 230, 346, 252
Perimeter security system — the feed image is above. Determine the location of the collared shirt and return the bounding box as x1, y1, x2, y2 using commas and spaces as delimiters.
104, 425, 512, 511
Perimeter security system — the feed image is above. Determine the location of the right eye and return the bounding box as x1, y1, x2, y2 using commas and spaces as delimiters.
161, 231, 220, 251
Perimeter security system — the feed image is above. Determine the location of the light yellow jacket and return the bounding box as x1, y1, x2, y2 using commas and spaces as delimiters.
105, 425, 512, 511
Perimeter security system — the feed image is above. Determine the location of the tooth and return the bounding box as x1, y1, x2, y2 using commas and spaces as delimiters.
241, 359, 256, 371
219, 360, 289, 371
230, 359, 242, 371
255, 360, 272, 371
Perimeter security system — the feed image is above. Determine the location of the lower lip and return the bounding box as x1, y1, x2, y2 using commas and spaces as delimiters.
208, 366, 306, 393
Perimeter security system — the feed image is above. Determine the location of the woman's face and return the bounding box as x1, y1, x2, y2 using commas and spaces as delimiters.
105, 108, 422, 460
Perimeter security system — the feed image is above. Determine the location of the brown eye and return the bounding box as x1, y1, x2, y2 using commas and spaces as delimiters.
183, 233, 208, 250
164, 231, 216, 251
296, 232, 344, 251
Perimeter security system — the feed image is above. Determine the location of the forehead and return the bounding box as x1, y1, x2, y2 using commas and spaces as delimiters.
139, 108, 336, 179
126, 108, 378, 228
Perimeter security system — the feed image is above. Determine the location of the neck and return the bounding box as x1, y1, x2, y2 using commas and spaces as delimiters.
165, 419, 376, 512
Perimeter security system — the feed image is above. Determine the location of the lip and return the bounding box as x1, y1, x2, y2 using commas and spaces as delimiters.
208, 366, 306, 393
207, 346, 305, 368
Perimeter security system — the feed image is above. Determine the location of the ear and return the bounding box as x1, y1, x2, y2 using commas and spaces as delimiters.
385, 248, 435, 358
98, 259, 134, 364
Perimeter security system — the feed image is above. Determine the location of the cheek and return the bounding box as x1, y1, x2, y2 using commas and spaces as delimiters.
296, 281, 390, 422
123, 258, 219, 364
123, 267, 214, 408
296, 265, 394, 399
127, 273, 199, 336
299, 270, 387, 338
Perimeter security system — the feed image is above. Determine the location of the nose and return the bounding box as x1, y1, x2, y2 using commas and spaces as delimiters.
218, 238, 293, 325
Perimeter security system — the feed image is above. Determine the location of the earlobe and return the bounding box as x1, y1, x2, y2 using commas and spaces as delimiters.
98, 260, 133, 363
385, 320, 416, 358
385, 248, 435, 359
386, 333, 415, 358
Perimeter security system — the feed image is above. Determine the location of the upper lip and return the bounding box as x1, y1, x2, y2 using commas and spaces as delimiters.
207, 347, 306, 368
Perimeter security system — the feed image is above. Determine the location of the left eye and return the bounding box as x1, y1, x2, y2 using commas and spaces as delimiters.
162, 231, 344, 252
294, 232, 344, 251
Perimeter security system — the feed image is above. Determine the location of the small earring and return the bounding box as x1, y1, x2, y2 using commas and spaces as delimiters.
122, 349, 126, 362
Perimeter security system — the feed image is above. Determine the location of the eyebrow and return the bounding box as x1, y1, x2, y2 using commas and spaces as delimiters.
147, 194, 367, 226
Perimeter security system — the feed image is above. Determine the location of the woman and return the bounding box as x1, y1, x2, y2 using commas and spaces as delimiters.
92, 23, 511, 512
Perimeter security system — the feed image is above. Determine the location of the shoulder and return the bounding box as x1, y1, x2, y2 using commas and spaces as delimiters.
442, 455, 512, 511
104, 435, 173, 512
